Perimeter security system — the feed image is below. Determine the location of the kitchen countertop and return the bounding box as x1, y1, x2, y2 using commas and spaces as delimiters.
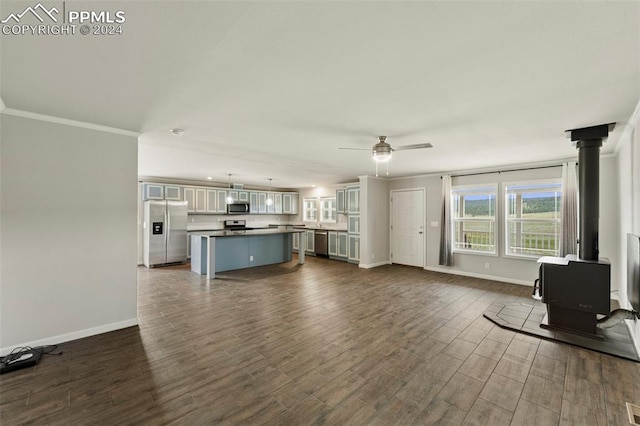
271, 224, 347, 231
190, 228, 305, 238
296, 226, 348, 232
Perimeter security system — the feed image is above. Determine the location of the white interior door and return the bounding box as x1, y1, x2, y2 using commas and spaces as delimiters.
391, 189, 425, 267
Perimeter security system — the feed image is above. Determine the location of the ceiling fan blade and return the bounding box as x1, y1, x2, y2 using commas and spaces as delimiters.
338, 147, 371, 151
393, 143, 433, 151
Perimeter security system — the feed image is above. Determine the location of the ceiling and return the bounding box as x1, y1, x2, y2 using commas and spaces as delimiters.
1, 1, 639, 189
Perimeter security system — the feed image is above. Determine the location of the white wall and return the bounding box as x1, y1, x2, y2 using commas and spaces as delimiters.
360, 176, 390, 268
616, 103, 640, 351
0, 112, 139, 353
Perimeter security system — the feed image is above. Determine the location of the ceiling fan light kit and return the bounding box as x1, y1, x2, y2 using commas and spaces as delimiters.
372, 137, 393, 163
339, 135, 433, 177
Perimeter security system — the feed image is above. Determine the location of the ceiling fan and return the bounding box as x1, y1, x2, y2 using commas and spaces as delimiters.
339, 136, 433, 176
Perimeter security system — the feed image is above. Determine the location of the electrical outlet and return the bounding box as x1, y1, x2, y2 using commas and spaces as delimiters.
484, 263, 490, 270
249, 255, 254, 262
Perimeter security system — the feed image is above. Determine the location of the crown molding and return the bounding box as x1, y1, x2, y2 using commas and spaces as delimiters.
614, 98, 640, 155
1, 108, 140, 138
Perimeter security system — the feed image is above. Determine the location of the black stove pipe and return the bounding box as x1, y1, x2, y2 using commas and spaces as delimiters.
577, 139, 602, 261
567, 123, 614, 261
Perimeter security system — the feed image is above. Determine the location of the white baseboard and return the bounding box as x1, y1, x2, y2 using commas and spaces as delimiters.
425, 266, 533, 286
359, 260, 391, 269
0, 317, 139, 356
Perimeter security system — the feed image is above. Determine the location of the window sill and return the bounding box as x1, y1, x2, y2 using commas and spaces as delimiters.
503, 253, 552, 261
452, 250, 498, 257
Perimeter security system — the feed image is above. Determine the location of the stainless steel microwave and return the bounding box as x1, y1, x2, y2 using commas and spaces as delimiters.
227, 202, 250, 214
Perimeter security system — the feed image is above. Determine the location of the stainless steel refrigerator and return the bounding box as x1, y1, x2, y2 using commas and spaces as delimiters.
143, 200, 188, 267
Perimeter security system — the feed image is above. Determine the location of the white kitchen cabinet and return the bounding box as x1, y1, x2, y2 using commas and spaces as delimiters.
347, 186, 360, 214
250, 192, 259, 213
237, 191, 249, 202
305, 230, 315, 253
328, 231, 337, 256
143, 184, 164, 200
266, 192, 275, 214
348, 214, 360, 234
206, 189, 217, 213
216, 190, 228, 213
336, 189, 346, 214
348, 234, 360, 263
184, 187, 195, 212
226, 190, 238, 204
292, 232, 299, 253
274, 193, 283, 214
337, 232, 348, 258
195, 189, 207, 213
164, 185, 181, 201
258, 192, 267, 214
281, 193, 299, 215
283, 194, 292, 214
329, 231, 348, 260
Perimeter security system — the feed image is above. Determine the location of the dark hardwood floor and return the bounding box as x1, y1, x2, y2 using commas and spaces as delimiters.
1, 256, 639, 425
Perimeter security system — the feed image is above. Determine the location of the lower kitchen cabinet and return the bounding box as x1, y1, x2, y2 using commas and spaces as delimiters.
338, 232, 348, 258
305, 230, 315, 254
329, 231, 348, 261
348, 234, 360, 263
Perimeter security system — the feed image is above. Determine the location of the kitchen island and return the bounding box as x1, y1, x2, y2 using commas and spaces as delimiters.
190, 229, 306, 279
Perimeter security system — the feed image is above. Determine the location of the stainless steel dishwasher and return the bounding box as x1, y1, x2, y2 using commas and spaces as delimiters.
314, 230, 328, 256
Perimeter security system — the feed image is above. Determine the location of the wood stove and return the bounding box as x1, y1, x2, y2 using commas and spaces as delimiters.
539, 123, 615, 337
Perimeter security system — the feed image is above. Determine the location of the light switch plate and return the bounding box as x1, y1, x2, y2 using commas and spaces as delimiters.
430, 221, 438, 227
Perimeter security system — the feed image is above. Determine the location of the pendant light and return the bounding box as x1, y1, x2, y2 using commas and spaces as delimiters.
265, 178, 274, 206
226, 174, 234, 204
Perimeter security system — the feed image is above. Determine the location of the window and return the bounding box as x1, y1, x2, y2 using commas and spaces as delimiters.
505, 181, 561, 257
303, 198, 317, 222
320, 197, 336, 222
452, 185, 497, 254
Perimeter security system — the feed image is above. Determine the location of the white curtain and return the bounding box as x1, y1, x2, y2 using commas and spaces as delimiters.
439, 175, 453, 266
560, 161, 578, 257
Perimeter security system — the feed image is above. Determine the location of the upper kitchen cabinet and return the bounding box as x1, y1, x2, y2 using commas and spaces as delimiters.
237, 191, 249, 202
347, 186, 360, 214
184, 187, 194, 211
184, 187, 206, 213
143, 183, 164, 200
142, 183, 182, 201
258, 192, 267, 213
164, 185, 181, 201
283, 193, 292, 214
206, 189, 217, 213
274, 193, 283, 214
249, 192, 259, 213
279, 192, 299, 214
336, 189, 346, 214
216, 190, 228, 214
226, 190, 248, 204
195, 189, 207, 213
143, 182, 299, 215
264, 192, 283, 214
